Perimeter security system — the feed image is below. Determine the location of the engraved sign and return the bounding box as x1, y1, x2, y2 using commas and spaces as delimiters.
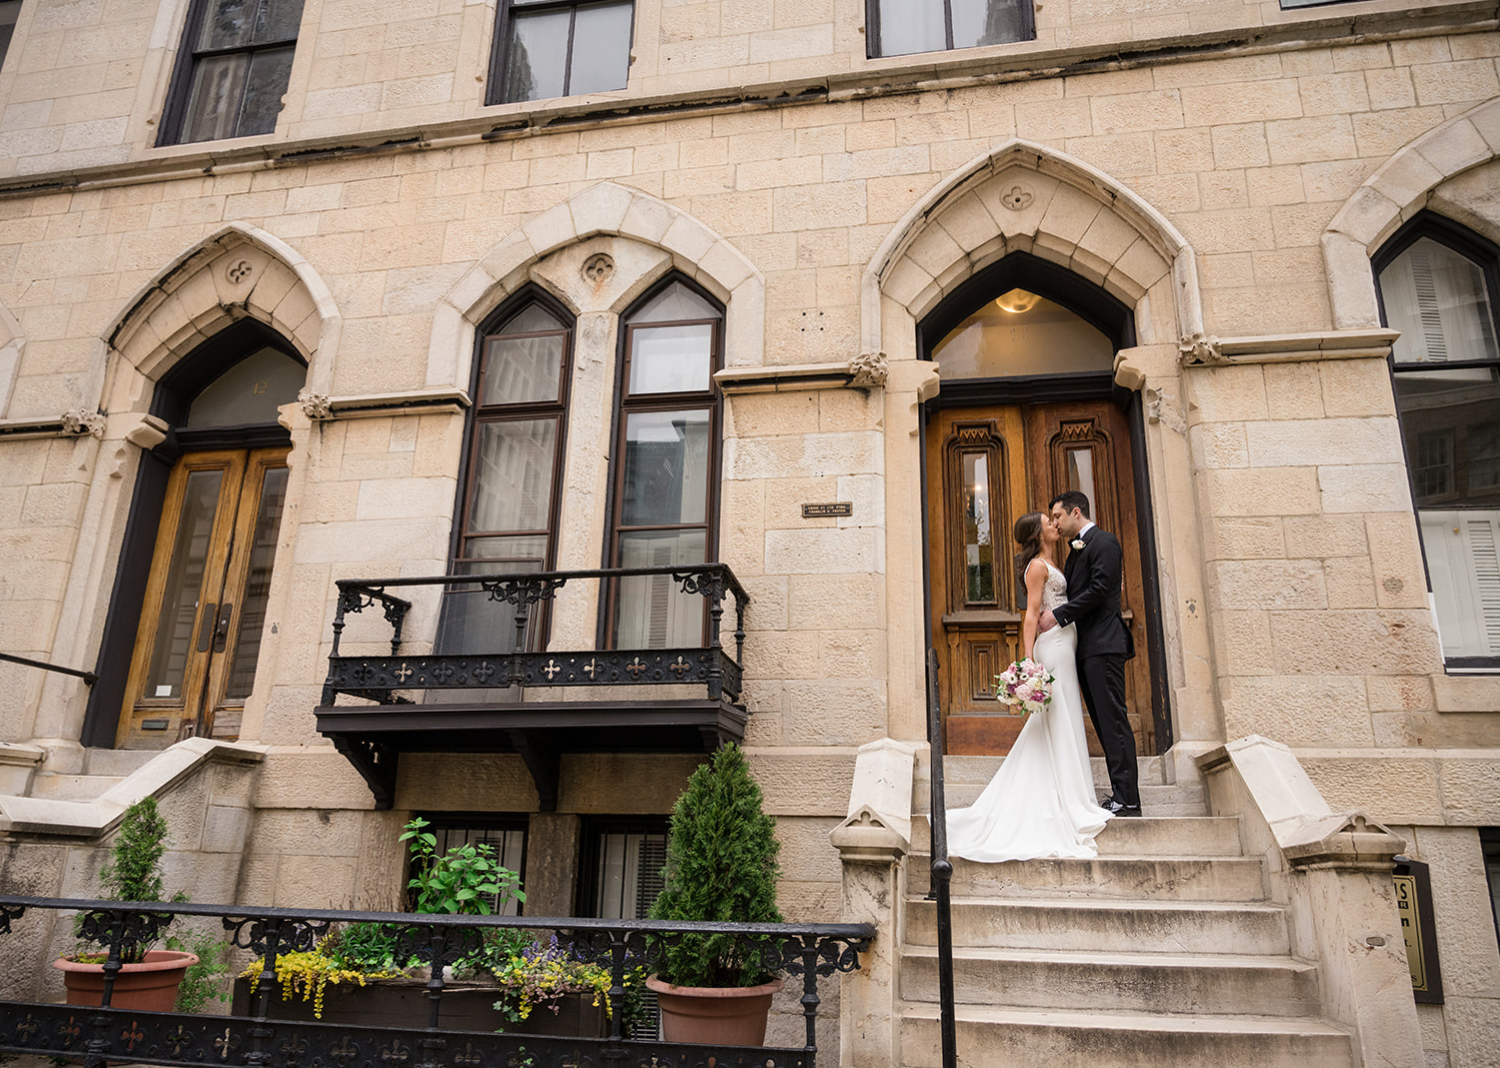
803, 502, 852, 518
1393, 856, 1444, 1003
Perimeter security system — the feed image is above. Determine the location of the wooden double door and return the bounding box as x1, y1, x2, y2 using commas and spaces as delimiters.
926, 399, 1154, 756
117, 448, 289, 748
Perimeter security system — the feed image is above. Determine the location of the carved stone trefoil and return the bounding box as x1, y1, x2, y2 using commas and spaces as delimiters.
1178, 331, 1226, 367
298, 389, 333, 421
60, 409, 106, 438
849, 350, 889, 389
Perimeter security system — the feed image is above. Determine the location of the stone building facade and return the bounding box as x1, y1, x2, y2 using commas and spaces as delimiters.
0, 0, 1497, 1061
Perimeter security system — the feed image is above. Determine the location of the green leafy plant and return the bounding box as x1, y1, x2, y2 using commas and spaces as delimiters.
648, 743, 783, 987
490, 936, 617, 1028
172, 926, 233, 1013
77, 797, 180, 964
400, 818, 526, 915
239, 945, 399, 1019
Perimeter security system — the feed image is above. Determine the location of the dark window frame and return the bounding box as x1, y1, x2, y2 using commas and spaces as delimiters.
865, 0, 1035, 61
576, 815, 670, 919
157, 0, 302, 147
487, 0, 636, 107
443, 286, 577, 652
598, 273, 725, 650
1373, 211, 1500, 673
412, 812, 530, 915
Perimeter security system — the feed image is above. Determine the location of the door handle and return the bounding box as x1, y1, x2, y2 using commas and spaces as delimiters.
213, 603, 233, 653
197, 603, 218, 653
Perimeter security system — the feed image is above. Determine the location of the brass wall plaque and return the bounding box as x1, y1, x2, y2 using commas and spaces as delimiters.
802, 502, 852, 518
1393, 856, 1444, 1003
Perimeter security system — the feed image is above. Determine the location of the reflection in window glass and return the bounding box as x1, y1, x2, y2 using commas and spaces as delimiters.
469, 419, 558, 532
224, 467, 288, 705
961, 452, 995, 604
872, 0, 1030, 57
172, 0, 304, 144
1066, 448, 1096, 515
628, 325, 714, 394
145, 470, 225, 702
0, 1, 23, 71
499, 0, 633, 103
187, 346, 305, 426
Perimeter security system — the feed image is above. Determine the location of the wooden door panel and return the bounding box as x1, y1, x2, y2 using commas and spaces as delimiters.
929, 400, 1156, 756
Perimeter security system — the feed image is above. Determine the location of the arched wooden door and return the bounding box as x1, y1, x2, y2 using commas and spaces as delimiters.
926, 398, 1154, 756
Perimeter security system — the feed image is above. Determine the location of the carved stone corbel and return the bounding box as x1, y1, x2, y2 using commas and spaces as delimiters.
1144, 386, 1186, 434
848, 350, 889, 389
1178, 331, 1226, 367
60, 409, 106, 438
298, 389, 333, 421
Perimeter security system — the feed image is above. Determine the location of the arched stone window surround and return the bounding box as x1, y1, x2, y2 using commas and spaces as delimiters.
100, 222, 341, 416
428, 182, 765, 397
862, 138, 1203, 364
1323, 98, 1500, 331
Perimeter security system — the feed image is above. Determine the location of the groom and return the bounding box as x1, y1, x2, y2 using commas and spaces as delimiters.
1039, 490, 1141, 817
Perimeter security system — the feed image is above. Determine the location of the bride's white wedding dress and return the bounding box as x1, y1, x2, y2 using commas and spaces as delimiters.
944, 561, 1112, 862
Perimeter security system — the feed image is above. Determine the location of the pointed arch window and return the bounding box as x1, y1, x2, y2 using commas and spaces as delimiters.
606, 279, 723, 650
438, 295, 574, 655
1374, 214, 1500, 669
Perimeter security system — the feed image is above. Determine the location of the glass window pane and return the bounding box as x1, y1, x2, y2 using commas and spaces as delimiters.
568, 1, 633, 95
951, 0, 1027, 47
620, 409, 710, 526
199, 0, 257, 50
628, 324, 713, 394
236, 45, 295, 136
483, 333, 565, 405
182, 53, 250, 144
145, 470, 225, 702
629, 281, 717, 325
613, 530, 706, 648
961, 452, 995, 604
1395, 368, 1500, 509
1380, 238, 1499, 364
505, 8, 570, 102
468, 419, 558, 532
876, 0, 947, 57
1066, 448, 1096, 515
931, 290, 1115, 377
187, 346, 305, 426
499, 304, 565, 335
435, 545, 547, 656
254, 0, 304, 42
0, 0, 21, 71
224, 467, 288, 702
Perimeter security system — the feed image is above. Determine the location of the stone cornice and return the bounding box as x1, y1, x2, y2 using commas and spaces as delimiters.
1179, 328, 1401, 368
0, 5, 1491, 198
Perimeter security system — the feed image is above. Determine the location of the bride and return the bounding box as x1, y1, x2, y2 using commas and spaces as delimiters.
944, 510, 1112, 862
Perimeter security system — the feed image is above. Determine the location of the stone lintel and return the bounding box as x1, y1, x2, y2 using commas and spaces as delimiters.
716, 362, 863, 395
325, 388, 472, 420
1183, 328, 1401, 369
0, 744, 46, 768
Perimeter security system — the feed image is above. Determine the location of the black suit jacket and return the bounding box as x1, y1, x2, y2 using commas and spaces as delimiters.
1054, 526, 1135, 660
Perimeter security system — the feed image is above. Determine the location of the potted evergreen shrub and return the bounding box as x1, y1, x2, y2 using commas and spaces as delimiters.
53, 797, 200, 1011
646, 743, 784, 1046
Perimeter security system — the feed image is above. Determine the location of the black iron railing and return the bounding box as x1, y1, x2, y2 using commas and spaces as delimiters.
0, 896, 872, 1068
323, 565, 749, 706
0, 651, 97, 685
925, 649, 957, 1068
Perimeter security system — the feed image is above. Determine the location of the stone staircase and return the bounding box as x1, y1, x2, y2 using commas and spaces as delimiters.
901, 756, 1354, 1066
25, 748, 156, 801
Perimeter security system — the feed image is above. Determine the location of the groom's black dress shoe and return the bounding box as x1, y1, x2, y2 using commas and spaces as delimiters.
1103, 798, 1142, 817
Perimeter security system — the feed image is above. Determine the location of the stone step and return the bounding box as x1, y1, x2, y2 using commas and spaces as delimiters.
81, 748, 158, 777
917, 781, 1206, 815
900, 1004, 1353, 1067
904, 896, 1291, 956
908, 853, 1268, 901
912, 815, 1243, 858
26, 772, 125, 801
901, 945, 1321, 1017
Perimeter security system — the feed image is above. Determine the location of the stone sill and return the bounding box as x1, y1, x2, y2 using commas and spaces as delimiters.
323, 388, 471, 421
0, 3, 1490, 196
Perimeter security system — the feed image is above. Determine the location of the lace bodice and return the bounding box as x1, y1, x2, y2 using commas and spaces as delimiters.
1039, 562, 1068, 614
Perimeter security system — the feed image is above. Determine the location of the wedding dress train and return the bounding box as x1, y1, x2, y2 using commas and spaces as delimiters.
944, 562, 1111, 863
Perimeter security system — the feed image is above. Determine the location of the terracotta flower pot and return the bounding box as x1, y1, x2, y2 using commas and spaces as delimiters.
54, 950, 199, 1012
645, 975, 782, 1047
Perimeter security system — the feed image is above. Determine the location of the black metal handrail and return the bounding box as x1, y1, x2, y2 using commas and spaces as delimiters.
324, 563, 750, 704
0, 895, 872, 1068
0, 651, 97, 685
925, 648, 957, 1068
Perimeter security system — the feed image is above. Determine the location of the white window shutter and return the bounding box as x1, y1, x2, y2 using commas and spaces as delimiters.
1421, 510, 1500, 659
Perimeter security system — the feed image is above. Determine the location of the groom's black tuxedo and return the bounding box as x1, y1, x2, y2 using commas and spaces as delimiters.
1053, 525, 1140, 809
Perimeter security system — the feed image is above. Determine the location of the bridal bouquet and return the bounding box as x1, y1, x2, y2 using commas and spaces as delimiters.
996, 658, 1054, 715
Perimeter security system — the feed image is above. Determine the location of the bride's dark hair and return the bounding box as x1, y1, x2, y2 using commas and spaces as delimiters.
1013, 511, 1047, 605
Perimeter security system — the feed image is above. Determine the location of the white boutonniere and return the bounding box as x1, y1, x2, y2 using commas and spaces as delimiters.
1070, 539, 1086, 551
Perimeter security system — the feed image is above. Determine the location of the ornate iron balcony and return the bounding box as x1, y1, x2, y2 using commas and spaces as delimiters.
316, 564, 751, 810
0, 895, 872, 1068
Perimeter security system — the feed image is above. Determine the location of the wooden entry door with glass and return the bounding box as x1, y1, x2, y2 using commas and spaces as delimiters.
926, 399, 1153, 756
117, 447, 289, 748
